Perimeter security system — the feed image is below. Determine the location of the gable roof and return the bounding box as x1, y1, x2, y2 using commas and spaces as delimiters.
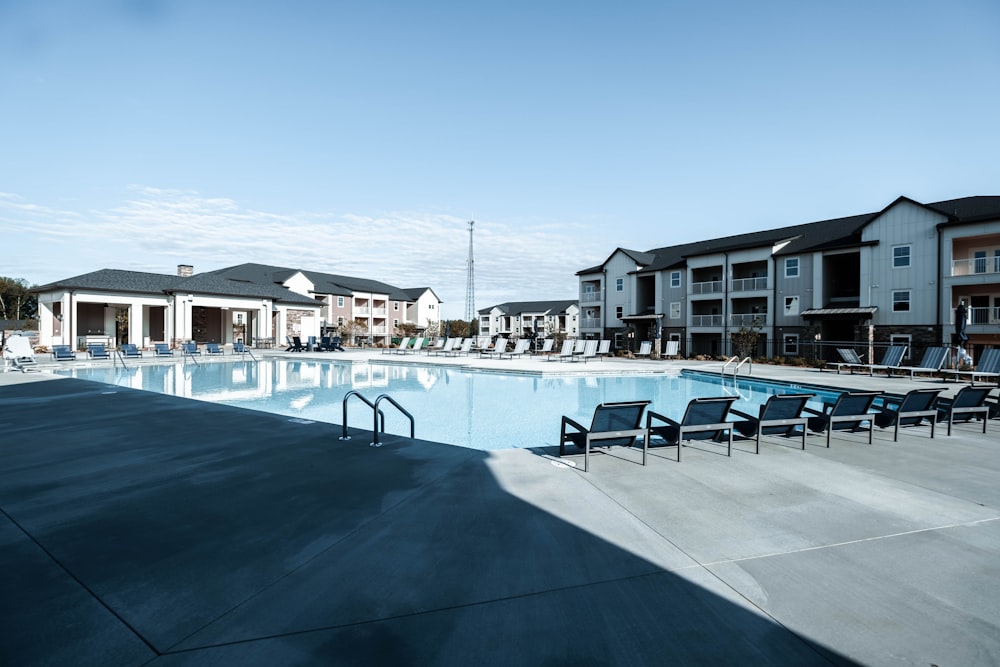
32, 268, 321, 306
208, 263, 412, 301
402, 287, 442, 303
478, 300, 578, 316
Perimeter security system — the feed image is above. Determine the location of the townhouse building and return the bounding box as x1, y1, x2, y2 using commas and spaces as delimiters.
477, 300, 580, 340
578, 195, 1000, 360
403, 287, 443, 331
33, 263, 441, 350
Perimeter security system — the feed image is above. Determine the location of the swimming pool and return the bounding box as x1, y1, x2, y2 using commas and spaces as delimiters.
55, 360, 841, 450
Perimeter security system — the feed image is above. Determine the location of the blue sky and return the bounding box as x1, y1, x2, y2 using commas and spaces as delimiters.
2, 1, 999, 319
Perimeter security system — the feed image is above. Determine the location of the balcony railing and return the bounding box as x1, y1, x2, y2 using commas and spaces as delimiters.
370, 326, 388, 335
580, 289, 603, 302
581, 317, 601, 329
372, 308, 387, 317
354, 307, 371, 315
951, 256, 1000, 276
731, 276, 768, 292
691, 314, 723, 327
730, 313, 766, 327
692, 281, 723, 295
968, 306, 1000, 325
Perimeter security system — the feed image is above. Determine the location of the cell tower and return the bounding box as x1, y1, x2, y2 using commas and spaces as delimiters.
464, 219, 476, 322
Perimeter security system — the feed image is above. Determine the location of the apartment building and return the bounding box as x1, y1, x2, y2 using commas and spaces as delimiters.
578, 195, 1000, 359
478, 300, 580, 339
403, 287, 443, 331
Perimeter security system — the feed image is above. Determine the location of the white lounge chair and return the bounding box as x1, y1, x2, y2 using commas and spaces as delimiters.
664, 340, 680, 359
387, 337, 411, 355
479, 337, 508, 359
446, 338, 475, 356
500, 339, 531, 359
428, 338, 457, 356
596, 339, 611, 359
2, 334, 38, 372
635, 341, 652, 358
571, 339, 599, 363
538, 339, 554, 354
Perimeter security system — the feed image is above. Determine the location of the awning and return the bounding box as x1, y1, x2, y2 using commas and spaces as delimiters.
800, 307, 877, 319
620, 313, 663, 321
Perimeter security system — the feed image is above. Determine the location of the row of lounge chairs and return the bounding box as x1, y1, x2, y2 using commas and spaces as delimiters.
832, 346, 1000, 384
560, 386, 997, 471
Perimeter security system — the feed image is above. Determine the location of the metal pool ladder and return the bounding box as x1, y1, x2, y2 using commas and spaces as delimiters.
722, 355, 753, 377
340, 391, 415, 447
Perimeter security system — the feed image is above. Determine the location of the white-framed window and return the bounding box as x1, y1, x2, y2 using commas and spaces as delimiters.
784, 257, 799, 278
892, 290, 911, 312
429, 303, 435, 310
670, 302, 681, 319
337, 316, 344, 326
615, 306, 623, 319
337, 296, 344, 307
616, 277, 624, 292
393, 319, 399, 328
670, 271, 681, 288
784, 295, 799, 316
783, 334, 799, 356
890, 333, 912, 361
893, 245, 911, 268
393, 301, 399, 311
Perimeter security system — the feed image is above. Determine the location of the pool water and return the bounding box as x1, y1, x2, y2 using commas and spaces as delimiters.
55, 360, 841, 450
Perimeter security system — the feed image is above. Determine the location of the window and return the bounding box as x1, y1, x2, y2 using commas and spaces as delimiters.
784, 296, 799, 316
393, 319, 398, 328
615, 306, 623, 319
337, 296, 344, 307
892, 290, 911, 312
974, 250, 987, 273
670, 302, 681, 319
429, 303, 435, 309
890, 334, 912, 361
393, 301, 399, 311
616, 277, 624, 292
893, 245, 911, 268
337, 316, 344, 326
784, 257, 799, 278
783, 334, 799, 356
670, 271, 681, 288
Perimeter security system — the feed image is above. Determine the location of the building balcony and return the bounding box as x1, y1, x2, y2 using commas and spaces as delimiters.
731, 277, 768, 292
581, 317, 601, 329
730, 313, 766, 327
691, 314, 723, 327
580, 289, 603, 303
370, 326, 388, 335
372, 308, 387, 317
951, 257, 1000, 276
354, 307, 371, 315
967, 306, 1000, 325
691, 281, 724, 295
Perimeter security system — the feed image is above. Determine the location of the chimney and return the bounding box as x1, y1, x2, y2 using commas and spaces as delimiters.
177, 264, 194, 277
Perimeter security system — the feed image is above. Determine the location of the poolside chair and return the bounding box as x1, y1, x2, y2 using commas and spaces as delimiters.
804, 391, 881, 447
635, 341, 652, 359
664, 340, 680, 359
560, 400, 651, 472
330, 336, 345, 351
537, 338, 554, 355
205, 343, 224, 355
87, 343, 111, 360
936, 385, 993, 436
873, 388, 943, 441
154, 343, 173, 356
831, 348, 867, 374
570, 339, 599, 363
232, 342, 249, 355
287, 337, 306, 352
479, 337, 508, 359
2, 334, 38, 372
500, 339, 531, 359
120, 343, 142, 358
52, 345, 77, 361
545, 340, 575, 362
647, 396, 738, 462
943, 348, 1000, 385
446, 338, 474, 357
428, 338, 457, 356
887, 347, 950, 379
731, 393, 815, 453
388, 337, 411, 355
406, 338, 426, 354
595, 339, 611, 359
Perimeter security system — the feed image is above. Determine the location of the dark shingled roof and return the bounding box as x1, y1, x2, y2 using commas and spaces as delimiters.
402, 287, 442, 303
208, 263, 412, 301
478, 300, 578, 316
33, 268, 321, 306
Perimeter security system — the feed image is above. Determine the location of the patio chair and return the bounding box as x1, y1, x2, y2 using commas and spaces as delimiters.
804, 391, 881, 447
405, 337, 426, 354
287, 337, 306, 352
120, 343, 142, 358
446, 338, 474, 356
872, 388, 943, 441
936, 385, 993, 436
387, 337, 411, 355
500, 339, 531, 359
942, 348, 1000, 385
887, 347, 950, 379
153, 343, 173, 356
2, 334, 38, 372
205, 343, 224, 355
87, 343, 111, 360
537, 338, 554, 354
560, 400, 651, 472
664, 340, 680, 359
182, 342, 201, 356
635, 341, 652, 358
52, 345, 77, 361
731, 393, 815, 453
570, 339, 599, 363
647, 396, 738, 462
428, 338, 457, 356
596, 339, 611, 359
831, 348, 867, 374
545, 340, 575, 362
232, 342, 249, 355
479, 337, 508, 359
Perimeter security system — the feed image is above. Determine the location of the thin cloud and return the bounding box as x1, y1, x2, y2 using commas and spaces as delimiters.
2, 188, 606, 318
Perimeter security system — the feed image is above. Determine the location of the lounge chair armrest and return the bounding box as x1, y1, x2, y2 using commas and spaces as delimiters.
561, 416, 587, 436
728, 408, 756, 421
646, 410, 679, 429
801, 406, 824, 416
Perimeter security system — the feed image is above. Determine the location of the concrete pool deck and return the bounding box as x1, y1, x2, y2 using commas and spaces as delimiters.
2, 351, 999, 665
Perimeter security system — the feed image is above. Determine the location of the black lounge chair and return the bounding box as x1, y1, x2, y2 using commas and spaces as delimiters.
560, 400, 650, 472
286, 336, 305, 352
731, 393, 815, 453
936, 385, 993, 436
804, 391, 881, 447
873, 388, 943, 441
647, 396, 738, 462
887, 347, 950, 379
943, 348, 1000, 385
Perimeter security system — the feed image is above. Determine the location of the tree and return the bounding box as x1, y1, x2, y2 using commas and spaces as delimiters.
730, 317, 763, 359
0, 277, 37, 322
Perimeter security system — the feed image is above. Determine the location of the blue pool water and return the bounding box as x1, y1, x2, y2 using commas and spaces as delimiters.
55, 360, 841, 450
